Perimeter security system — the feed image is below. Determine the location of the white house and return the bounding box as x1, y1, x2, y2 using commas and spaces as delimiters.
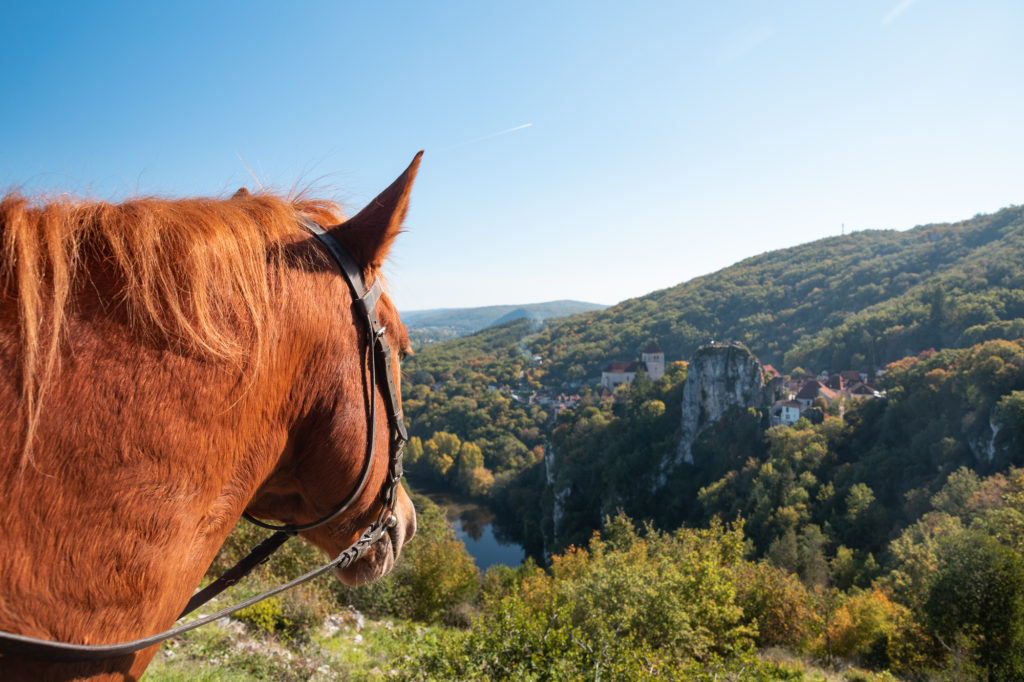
600, 341, 666, 390
600, 361, 643, 390
771, 400, 803, 426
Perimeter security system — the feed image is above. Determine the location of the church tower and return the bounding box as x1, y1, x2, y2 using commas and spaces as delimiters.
642, 341, 665, 381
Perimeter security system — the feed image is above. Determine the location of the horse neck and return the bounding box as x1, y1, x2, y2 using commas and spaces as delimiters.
0, 302, 316, 651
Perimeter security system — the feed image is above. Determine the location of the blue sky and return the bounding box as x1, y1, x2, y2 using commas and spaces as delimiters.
2, 2, 1022, 311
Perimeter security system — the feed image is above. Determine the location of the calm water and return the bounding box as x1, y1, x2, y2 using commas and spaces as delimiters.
415, 490, 526, 571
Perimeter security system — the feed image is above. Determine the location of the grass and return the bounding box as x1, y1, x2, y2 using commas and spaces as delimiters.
142, 610, 452, 681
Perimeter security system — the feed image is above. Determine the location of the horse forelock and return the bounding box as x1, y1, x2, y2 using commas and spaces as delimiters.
0, 191, 347, 470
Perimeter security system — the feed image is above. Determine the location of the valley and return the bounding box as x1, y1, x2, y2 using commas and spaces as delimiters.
391, 204, 1024, 677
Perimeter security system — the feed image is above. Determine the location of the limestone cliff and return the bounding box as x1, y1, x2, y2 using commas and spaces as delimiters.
666, 343, 773, 474
539, 342, 775, 558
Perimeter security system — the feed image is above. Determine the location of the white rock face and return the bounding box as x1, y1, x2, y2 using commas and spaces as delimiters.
971, 412, 1004, 463
544, 446, 560, 537
671, 343, 772, 470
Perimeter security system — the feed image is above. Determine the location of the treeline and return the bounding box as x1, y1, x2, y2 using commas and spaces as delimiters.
418, 502, 1024, 679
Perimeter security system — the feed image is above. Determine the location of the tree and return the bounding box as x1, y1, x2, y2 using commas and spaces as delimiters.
822, 589, 907, 668
845, 483, 875, 520
797, 524, 830, 588
455, 441, 494, 497
924, 532, 1024, 679
405, 435, 424, 466
423, 431, 461, 478
996, 390, 1024, 459
930, 466, 980, 520
767, 530, 798, 573
733, 561, 817, 651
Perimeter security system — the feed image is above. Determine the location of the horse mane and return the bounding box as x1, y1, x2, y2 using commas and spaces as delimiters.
0, 191, 346, 469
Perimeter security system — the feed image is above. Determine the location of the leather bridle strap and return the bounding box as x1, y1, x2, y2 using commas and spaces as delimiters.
0, 217, 408, 661
302, 216, 406, 443
241, 216, 407, 533
0, 522, 391, 662
176, 529, 292, 619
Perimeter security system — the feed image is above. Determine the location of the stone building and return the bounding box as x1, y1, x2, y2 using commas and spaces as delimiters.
600, 341, 666, 390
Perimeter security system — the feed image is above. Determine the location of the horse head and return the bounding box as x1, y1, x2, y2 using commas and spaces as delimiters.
0, 156, 425, 679
241, 154, 421, 586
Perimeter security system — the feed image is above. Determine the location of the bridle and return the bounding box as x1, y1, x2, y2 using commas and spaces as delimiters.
241, 217, 409, 535
0, 217, 409, 661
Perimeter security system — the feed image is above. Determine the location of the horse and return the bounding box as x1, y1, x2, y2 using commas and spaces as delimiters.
0, 154, 422, 680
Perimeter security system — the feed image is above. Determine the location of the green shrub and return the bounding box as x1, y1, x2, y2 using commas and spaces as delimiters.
403, 515, 756, 677
734, 561, 818, 651
234, 597, 286, 637
232, 585, 326, 644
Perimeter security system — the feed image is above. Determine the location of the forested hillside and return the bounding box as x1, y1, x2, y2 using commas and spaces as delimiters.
401, 205, 1024, 527
529, 204, 1024, 383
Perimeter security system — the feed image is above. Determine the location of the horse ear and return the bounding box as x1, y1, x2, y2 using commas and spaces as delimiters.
332, 151, 422, 270
232, 187, 250, 198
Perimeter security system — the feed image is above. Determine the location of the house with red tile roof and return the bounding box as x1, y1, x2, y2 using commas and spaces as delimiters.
771, 368, 881, 427
795, 380, 840, 408
600, 341, 666, 390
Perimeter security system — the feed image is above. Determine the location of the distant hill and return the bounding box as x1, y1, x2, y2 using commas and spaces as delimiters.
401, 300, 607, 346
527, 204, 1024, 381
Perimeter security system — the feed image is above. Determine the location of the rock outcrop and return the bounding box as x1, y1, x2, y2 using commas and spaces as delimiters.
666, 343, 773, 473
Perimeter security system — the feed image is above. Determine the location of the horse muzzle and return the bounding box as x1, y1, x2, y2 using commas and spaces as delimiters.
334, 485, 416, 586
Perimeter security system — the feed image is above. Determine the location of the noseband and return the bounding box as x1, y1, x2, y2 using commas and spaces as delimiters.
0, 217, 409, 661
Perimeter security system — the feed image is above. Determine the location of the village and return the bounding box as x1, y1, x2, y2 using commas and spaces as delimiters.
766, 366, 883, 426
525, 340, 882, 427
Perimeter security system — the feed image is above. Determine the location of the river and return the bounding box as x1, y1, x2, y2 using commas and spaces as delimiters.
413, 489, 526, 571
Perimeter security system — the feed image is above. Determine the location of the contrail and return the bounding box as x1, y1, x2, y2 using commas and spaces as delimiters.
882, 0, 917, 25
442, 123, 533, 150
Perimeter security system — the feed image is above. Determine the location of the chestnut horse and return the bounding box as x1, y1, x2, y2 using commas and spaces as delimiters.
0, 155, 421, 680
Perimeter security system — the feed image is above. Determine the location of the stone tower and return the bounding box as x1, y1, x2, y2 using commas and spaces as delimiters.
642, 341, 665, 381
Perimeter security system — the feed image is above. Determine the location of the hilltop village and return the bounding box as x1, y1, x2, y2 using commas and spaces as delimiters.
769, 367, 882, 426
530, 339, 883, 427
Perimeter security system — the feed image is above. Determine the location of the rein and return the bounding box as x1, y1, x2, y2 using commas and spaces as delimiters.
0, 217, 408, 661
